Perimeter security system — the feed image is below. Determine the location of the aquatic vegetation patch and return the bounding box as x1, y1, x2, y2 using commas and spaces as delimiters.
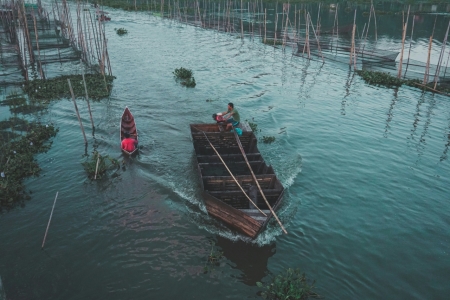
1, 91, 48, 115
261, 136, 276, 144
203, 242, 223, 273
173, 67, 196, 88
0, 122, 58, 209
257, 268, 319, 300
247, 121, 258, 132
115, 27, 128, 35
82, 151, 119, 180
22, 74, 115, 100
173, 67, 193, 80
355, 70, 449, 95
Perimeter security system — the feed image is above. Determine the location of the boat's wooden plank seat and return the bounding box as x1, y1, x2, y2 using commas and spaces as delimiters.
199, 161, 270, 176
203, 174, 277, 191
208, 189, 283, 209
196, 153, 262, 164
192, 133, 257, 155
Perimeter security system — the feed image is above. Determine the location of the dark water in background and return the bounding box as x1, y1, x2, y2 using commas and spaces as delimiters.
1, 2, 450, 299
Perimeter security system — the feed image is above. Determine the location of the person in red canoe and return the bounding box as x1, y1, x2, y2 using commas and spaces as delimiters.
121, 132, 138, 152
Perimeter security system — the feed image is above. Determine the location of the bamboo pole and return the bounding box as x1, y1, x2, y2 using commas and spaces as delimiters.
201, 132, 267, 216
81, 71, 94, 130
397, 6, 410, 78
94, 155, 100, 179
240, 0, 243, 38
32, 14, 44, 79
68, 79, 88, 144
41, 192, 59, 249
274, 3, 278, 46
404, 15, 416, 78
433, 20, 450, 89
307, 12, 324, 63
424, 36, 433, 84
264, 8, 266, 43
350, 10, 356, 67
231, 127, 288, 234
372, 3, 377, 41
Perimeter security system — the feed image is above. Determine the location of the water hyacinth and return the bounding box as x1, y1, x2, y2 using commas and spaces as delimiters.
0, 122, 58, 209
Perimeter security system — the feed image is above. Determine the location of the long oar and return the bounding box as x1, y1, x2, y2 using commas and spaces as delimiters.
200, 131, 267, 217
232, 127, 288, 234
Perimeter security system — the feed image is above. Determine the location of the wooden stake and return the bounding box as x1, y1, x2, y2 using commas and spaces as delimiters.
42, 192, 59, 249
424, 36, 433, 84
433, 20, 450, 89
94, 155, 100, 179
404, 15, 416, 78
68, 79, 88, 144
398, 6, 410, 78
81, 71, 95, 130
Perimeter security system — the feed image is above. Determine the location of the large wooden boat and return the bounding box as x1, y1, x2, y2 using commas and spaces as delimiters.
190, 122, 285, 239
120, 106, 138, 155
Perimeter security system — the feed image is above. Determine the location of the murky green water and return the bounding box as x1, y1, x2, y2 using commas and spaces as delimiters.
1, 2, 449, 299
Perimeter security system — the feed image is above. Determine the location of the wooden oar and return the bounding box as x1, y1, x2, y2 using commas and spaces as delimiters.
231, 126, 288, 234
200, 131, 267, 217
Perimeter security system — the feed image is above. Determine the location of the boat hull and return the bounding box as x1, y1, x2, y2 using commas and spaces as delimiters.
120, 107, 138, 155
190, 123, 284, 239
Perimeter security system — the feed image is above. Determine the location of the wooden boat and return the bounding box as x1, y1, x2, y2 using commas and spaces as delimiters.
190, 122, 285, 239
120, 106, 138, 155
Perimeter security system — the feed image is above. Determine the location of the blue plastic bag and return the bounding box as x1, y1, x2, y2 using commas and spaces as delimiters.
231, 128, 243, 136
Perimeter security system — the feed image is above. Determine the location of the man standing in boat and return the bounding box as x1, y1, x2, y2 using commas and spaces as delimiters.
222, 102, 240, 131
121, 132, 138, 152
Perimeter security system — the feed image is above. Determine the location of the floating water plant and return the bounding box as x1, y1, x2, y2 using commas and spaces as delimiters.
203, 242, 223, 273
262, 136, 275, 144
1, 91, 47, 115
173, 67, 193, 80
82, 151, 119, 180
173, 67, 196, 88
247, 121, 258, 133
256, 268, 319, 300
0, 122, 58, 209
115, 28, 128, 35
22, 74, 115, 100
181, 77, 196, 88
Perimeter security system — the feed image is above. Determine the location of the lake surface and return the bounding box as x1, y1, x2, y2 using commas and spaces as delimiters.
1, 2, 449, 299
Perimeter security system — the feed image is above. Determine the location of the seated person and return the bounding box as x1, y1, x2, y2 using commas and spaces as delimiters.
221, 102, 240, 131
121, 132, 138, 152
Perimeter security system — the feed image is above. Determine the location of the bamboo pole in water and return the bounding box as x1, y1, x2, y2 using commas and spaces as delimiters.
240, 0, 243, 38
433, 20, 450, 89
372, 3, 377, 41
94, 155, 100, 179
398, 6, 410, 78
335, 4, 339, 53
42, 192, 59, 249
274, 6, 278, 46
404, 15, 416, 78
32, 14, 45, 79
264, 8, 266, 43
81, 71, 95, 130
424, 36, 433, 84
350, 10, 356, 67
68, 79, 88, 145
308, 12, 324, 63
